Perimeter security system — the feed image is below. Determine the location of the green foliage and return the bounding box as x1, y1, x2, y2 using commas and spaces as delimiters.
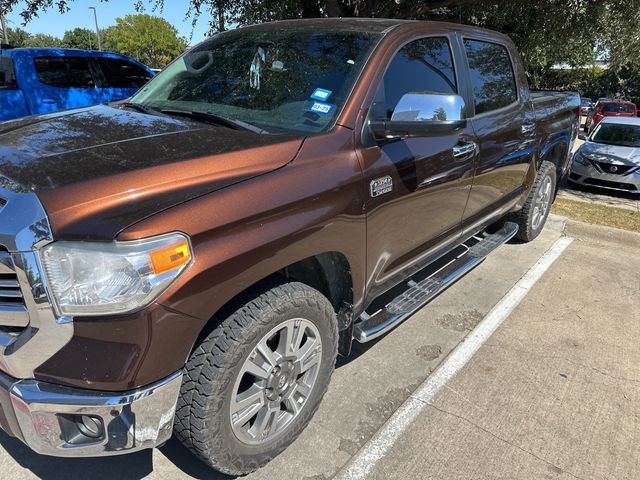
3, 27, 30, 46
62, 27, 96, 49
4, 0, 640, 97
103, 14, 188, 68
22, 32, 63, 48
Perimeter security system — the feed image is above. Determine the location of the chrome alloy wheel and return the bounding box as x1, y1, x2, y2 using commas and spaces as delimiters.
229, 318, 322, 445
531, 174, 552, 230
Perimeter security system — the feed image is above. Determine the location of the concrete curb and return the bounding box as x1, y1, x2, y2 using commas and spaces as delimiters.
549, 213, 640, 247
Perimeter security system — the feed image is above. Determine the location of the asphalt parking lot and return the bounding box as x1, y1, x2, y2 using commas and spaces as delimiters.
0, 214, 638, 480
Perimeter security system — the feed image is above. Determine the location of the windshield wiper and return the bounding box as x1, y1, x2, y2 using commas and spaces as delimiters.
160, 109, 268, 134
119, 101, 164, 116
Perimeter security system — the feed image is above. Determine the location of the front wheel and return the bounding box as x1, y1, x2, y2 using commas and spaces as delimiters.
510, 160, 556, 242
174, 281, 338, 476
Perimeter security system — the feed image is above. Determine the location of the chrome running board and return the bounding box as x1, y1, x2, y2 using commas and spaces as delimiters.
354, 222, 519, 343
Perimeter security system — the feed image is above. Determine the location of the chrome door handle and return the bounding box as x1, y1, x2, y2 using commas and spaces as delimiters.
453, 141, 477, 159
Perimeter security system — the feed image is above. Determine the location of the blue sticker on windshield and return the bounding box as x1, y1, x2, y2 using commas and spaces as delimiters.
308, 101, 335, 115
310, 88, 333, 101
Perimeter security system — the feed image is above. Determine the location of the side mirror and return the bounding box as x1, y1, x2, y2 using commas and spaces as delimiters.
578, 132, 587, 141
369, 92, 467, 141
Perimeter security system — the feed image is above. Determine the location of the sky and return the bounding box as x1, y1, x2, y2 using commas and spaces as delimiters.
4, 0, 213, 43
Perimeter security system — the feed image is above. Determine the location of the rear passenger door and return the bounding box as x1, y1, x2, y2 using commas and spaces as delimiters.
29, 56, 102, 114
94, 57, 153, 103
460, 37, 533, 233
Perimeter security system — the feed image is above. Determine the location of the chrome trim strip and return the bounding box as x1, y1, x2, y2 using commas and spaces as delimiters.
7, 371, 182, 457
0, 252, 14, 274
0, 289, 22, 298
0, 304, 29, 327
0, 176, 74, 378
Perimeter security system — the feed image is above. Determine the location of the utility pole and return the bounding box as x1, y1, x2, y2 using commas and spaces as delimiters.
88, 6, 101, 51
0, 11, 9, 45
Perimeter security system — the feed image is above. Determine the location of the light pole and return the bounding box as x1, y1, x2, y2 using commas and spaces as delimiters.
88, 6, 101, 51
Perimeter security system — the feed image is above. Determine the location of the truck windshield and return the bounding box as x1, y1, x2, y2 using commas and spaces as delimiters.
591, 123, 640, 147
131, 28, 382, 134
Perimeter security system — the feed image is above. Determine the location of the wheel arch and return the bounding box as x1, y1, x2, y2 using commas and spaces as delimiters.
190, 251, 355, 360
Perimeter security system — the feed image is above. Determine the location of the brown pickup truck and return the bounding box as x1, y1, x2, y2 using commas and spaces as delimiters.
0, 19, 578, 475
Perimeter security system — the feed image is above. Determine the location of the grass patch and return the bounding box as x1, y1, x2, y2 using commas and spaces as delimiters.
552, 197, 640, 232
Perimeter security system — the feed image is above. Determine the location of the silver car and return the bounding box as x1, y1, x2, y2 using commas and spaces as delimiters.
570, 116, 640, 193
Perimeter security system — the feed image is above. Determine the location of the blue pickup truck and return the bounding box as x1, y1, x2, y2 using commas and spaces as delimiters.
0, 47, 154, 121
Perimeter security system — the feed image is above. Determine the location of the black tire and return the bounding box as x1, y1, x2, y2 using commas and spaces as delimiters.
510, 160, 557, 242
174, 281, 339, 476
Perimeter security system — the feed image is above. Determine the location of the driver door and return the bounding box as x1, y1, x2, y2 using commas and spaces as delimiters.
356, 35, 477, 301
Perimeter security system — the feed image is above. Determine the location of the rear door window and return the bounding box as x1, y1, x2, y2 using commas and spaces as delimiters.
464, 39, 517, 115
96, 58, 153, 88
374, 36, 457, 120
602, 103, 635, 114
34, 57, 96, 88
0, 56, 17, 88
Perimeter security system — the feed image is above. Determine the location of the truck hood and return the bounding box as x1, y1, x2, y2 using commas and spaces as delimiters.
0, 105, 304, 240
580, 141, 640, 166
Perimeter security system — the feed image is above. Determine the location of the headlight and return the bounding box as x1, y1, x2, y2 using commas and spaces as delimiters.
39, 233, 192, 317
573, 151, 590, 166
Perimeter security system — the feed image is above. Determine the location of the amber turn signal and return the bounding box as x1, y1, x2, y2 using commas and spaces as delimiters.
150, 241, 191, 274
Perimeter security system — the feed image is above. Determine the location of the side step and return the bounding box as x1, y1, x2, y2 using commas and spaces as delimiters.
353, 222, 519, 343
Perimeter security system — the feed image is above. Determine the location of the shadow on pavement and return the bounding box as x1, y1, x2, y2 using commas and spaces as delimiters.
0, 430, 234, 479
0, 430, 152, 479
158, 438, 235, 480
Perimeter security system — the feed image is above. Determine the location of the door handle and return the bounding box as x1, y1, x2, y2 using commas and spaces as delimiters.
521, 123, 536, 135
41, 98, 58, 104
453, 141, 477, 159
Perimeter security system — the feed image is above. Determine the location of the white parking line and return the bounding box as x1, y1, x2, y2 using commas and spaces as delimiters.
335, 235, 574, 480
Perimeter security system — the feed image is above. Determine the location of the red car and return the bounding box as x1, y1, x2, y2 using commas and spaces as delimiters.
585, 100, 637, 132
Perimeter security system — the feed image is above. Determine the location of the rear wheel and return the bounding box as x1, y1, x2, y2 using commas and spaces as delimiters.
174, 281, 338, 475
510, 160, 556, 242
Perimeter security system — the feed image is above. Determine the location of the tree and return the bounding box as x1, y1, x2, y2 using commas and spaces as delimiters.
1, 27, 31, 46
4, 1, 640, 73
22, 32, 63, 48
62, 27, 95, 49
104, 14, 187, 68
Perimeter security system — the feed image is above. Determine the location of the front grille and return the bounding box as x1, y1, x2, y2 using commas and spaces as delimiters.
0, 273, 22, 304
0, 249, 29, 328
590, 161, 637, 176
583, 178, 638, 191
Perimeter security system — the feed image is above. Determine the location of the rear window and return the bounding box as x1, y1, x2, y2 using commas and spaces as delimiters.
602, 103, 635, 114
0, 56, 17, 88
464, 39, 517, 115
34, 57, 95, 88
96, 58, 153, 88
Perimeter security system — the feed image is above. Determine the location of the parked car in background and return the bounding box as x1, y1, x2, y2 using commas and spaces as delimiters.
571, 117, 640, 193
579, 97, 593, 117
584, 99, 637, 133
0, 47, 154, 121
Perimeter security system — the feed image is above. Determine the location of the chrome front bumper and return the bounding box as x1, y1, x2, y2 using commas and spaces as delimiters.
0, 370, 182, 457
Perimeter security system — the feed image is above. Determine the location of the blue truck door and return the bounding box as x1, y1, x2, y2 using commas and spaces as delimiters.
93, 56, 154, 103
26, 55, 103, 114
0, 56, 29, 120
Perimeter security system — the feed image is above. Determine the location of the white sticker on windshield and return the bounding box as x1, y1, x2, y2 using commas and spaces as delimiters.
308, 101, 335, 115
310, 88, 332, 101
